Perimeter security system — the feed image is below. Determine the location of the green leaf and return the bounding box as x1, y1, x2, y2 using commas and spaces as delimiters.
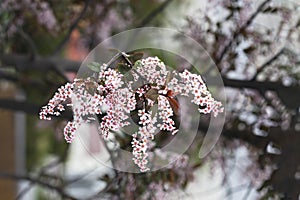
145, 88, 159, 101
87, 62, 101, 72
117, 63, 134, 80
133, 60, 143, 69
117, 63, 131, 74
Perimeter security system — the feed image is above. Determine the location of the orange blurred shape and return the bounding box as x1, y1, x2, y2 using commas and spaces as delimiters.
65, 29, 88, 81
65, 29, 88, 61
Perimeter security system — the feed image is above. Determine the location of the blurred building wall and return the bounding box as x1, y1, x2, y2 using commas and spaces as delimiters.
0, 82, 16, 199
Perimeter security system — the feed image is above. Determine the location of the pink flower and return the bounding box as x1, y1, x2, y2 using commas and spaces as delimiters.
39, 56, 223, 172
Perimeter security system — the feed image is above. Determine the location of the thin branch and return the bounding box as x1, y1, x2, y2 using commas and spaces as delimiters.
251, 48, 285, 81
225, 182, 252, 199
120, 0, 174, 60
221, 77, 300, 94
0, 99, 73, 120
213, 0, 271, 70
88, 1, 116, 48
17, 146, 70, 199
0, 172, 77, 200
241, 183, 253, 200
65, 168, 97, 185
16, 183, 34, 200
1, 54, 81, 72
18, 28, 38, 60
135, 0, 175, 28
193, 183, 249, 196
52, 0, 90, 56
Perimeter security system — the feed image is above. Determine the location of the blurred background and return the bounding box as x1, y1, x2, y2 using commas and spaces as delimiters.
0, 0, 300, 199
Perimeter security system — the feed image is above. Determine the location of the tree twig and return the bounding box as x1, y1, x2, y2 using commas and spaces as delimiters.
216, 0, 271, 65
0, 172, 77, 200
18, 28, 38, 60
16, 183, 34, 200
52, 0, 91, 56
251, 48, 285, 81
0, 54, 81, 72
0, 98, 73, 120
135, 0, 175, 28
241, 183, 253, 200
16, 145, 70, 199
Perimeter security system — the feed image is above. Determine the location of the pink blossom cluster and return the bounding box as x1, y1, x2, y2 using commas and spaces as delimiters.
39, 82, 74, 121
39, 56, 223, 172
40, 67, 136, 143
132, 109, 157, 172
134, 57, 223, 117
178, 70, 224, 117
135, 56, 168, 85
157, 95, 177, 133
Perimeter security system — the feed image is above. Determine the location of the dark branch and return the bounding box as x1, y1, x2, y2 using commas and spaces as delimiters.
0, 172, 77, 200
221, 77, 300, 109
135, 0, 175, 28
16, 183, 34, 200
216, 0, 271, 66
16, 145, 70, 199
18, 28, 38, 60
251, 48, 285, 81
0, 99, 73, 120
222, 78, 289, 91
0, 98, 40, 115
1, 54, 81, 72
52, 0, 90, 56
